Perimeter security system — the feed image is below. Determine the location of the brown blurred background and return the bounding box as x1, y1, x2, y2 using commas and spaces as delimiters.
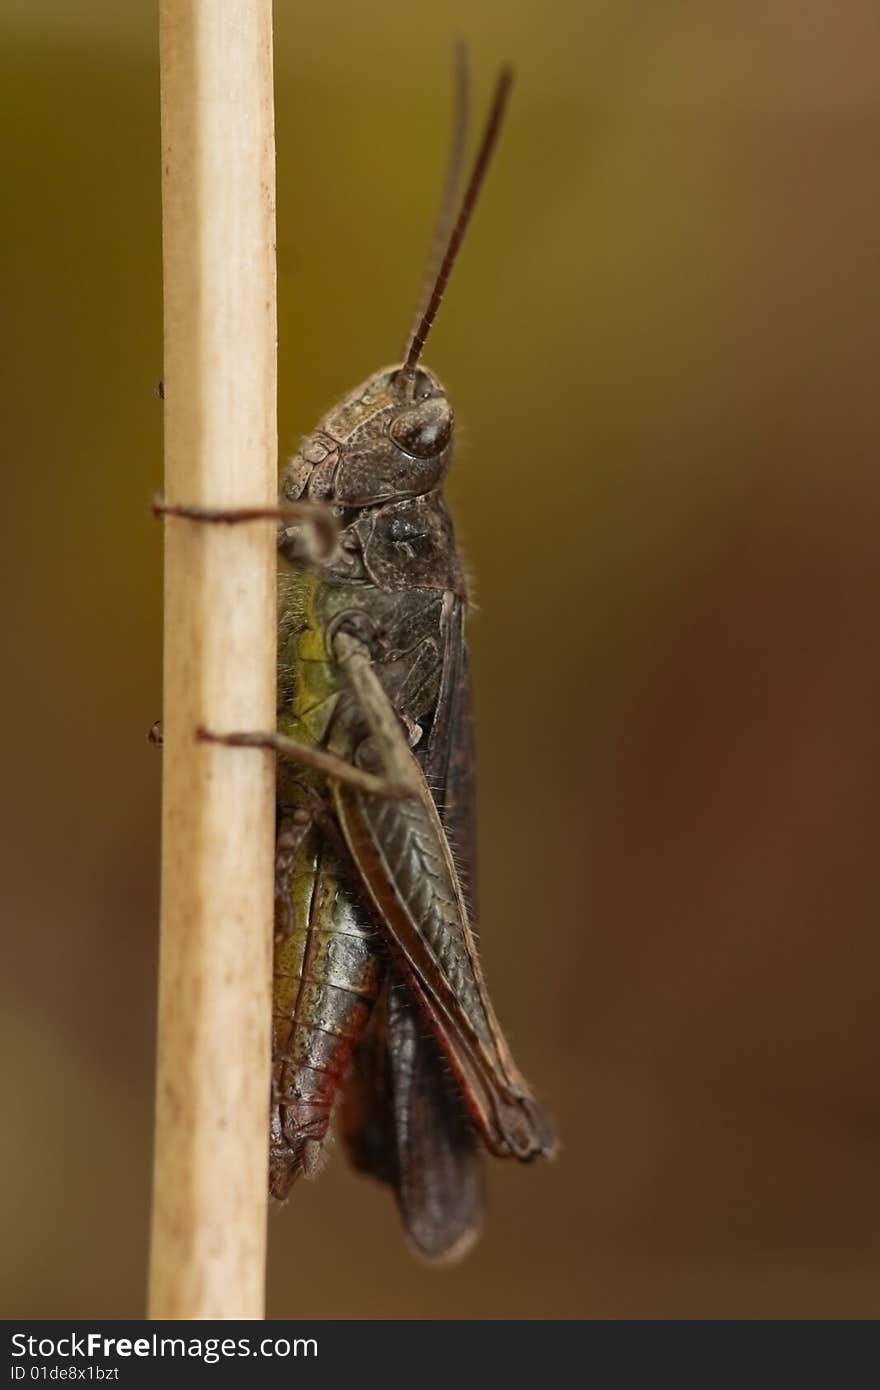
3, 0, 880, 1319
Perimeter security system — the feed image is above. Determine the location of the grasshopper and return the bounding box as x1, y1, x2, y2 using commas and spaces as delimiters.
159, 52, 555, 1261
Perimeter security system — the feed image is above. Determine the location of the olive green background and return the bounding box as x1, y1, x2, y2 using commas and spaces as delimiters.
3, 1, 880, 1319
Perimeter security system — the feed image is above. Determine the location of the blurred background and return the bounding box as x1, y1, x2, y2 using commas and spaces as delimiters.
2, 0, 880, 1319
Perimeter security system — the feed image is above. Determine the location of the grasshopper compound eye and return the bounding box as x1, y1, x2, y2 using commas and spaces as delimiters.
389, 398, 453, 459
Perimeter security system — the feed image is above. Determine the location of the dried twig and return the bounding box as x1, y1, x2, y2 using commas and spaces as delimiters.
149, 0, 277, 1320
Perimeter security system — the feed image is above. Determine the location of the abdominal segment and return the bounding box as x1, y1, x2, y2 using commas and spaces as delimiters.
269, 812, 383, 1200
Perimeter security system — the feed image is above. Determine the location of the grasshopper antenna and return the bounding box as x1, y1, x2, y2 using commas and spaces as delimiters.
401, 63, 514, 380
403, 39, 471, 359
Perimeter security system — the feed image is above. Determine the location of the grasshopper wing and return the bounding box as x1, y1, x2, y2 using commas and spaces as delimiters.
333, 615, 555, 1163
340, 599, 483, 1260
341, 973, 484, 1261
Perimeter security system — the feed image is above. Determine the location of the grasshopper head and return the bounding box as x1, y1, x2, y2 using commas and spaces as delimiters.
283, 364, 454, 507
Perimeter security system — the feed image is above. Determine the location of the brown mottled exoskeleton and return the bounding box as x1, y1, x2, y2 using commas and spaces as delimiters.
159, 52, 555, 1261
